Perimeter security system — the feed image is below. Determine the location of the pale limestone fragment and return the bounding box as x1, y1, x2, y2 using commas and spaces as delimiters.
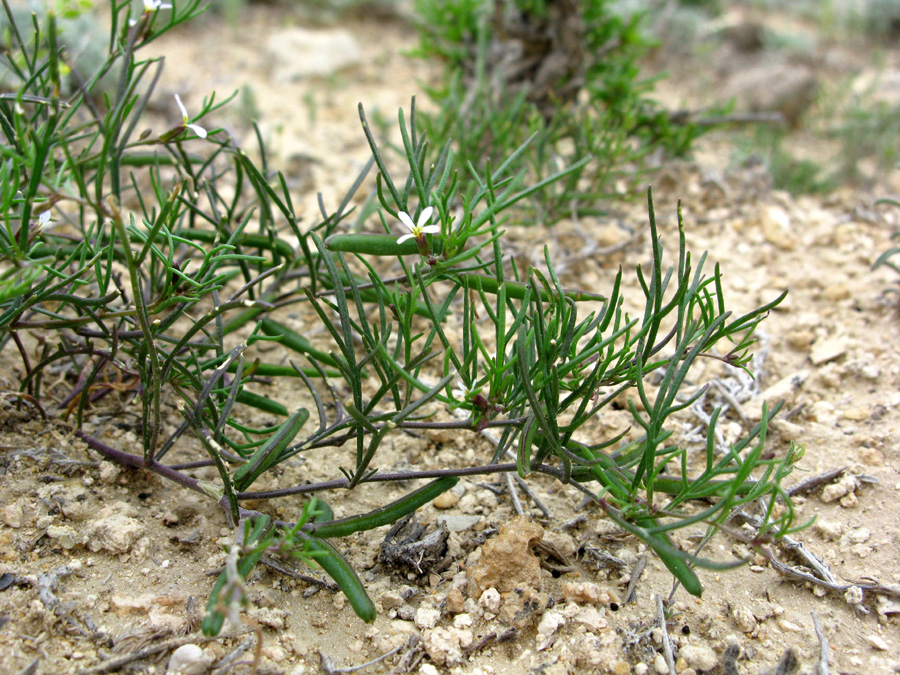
166, 644, 212, 675
422, 627, 463, 666
414, 606, 440, 630
537, 609, 566, 638
573, 606, 608, 632
562, 581, 609, 604
83, 501, 145, 554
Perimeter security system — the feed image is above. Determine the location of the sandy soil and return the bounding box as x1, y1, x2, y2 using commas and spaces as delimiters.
2, 4, 900, 675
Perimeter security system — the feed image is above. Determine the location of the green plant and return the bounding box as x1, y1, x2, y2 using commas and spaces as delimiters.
874, 195, 900, 300
1, 0, 803, 637
410, 0, 714, 224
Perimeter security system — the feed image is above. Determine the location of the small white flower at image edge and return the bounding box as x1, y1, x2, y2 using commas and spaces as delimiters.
396, 206, 440, 244
143, 0, 172, 12
174, 94, 208, 139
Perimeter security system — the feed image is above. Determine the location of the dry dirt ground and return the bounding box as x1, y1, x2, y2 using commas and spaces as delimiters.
2, 4, 900, 675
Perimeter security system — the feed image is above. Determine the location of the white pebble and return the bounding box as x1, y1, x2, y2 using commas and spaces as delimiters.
868, 635, 890, 651
167, 644, 210, 675
414, 606, 441, 630
479, 588, 501, 613
679, 644, 718, 672
536, 610, 565, 638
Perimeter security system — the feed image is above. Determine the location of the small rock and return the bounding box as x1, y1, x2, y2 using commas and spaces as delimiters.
845, 585, 864, 606
2, 502, 24, 528
814, 519, 843, 541
573, 606, 608, 632
654, 653, 669, 674
498, 587, 550, 629
415, 606, 441, 630
847, 527, 871, 544
562, 581, 608, 604
98, 461, 121, 484
390, 619, 416, 634
732, 606, 757, 633
379, 590, 404, 610
479, 588, 501, 613
436, 515, 481, 532
444, 588, 465, 614
859, 446, 885, 466
573, 637, 605, 667
452, 613, 473, 629
810, 400, 837, 424
467, 516, 544, 597
433, 491, 460, 509
843, 406, 870, 422
421, 628, 463, 666
823, 284, 850, 301
542, 530, 577, 560
821, 475, 858, 503
83, 502, 145, 554
46, 524, 81, 549
877, 594, 900, 618
851, 543, 871, 558
167, 644, 211, 675
537, 610, 566, 637
810, 336, 848, 366
760, 204, 797, 250
868, 635, 890, 651
679, 644, 717, 672
610, 660, 631, 675
247, 606, 288, 629
839, 491, 859, 508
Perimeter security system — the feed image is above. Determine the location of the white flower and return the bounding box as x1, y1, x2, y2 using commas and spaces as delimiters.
452, 379, 477, 401
143, 0, 172, 11
37, 211, 51, 228
396, 206, 440, 244
174, 94, 208, 139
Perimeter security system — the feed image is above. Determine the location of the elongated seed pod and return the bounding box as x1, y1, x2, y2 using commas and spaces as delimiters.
640, 525, 703, 597
235, 391, 288, 416
458, 273, 604, 303
305, 477, 459, 538
259, 319, 340, 367
324, 233, 444, 256
306, 536, 376, 622
233, 408, 309, 491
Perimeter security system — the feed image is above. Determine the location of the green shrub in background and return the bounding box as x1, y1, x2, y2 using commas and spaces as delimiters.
411, 0, 713, 224
1, 0, 803, 640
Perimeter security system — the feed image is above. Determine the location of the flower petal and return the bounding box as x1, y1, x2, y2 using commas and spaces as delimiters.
174, 94, 188, 121
420, 224, 441, 235
397, 211, 416, 233
186, 123, 208, 139
397, 233, 415, 244
417, 206, 434, 227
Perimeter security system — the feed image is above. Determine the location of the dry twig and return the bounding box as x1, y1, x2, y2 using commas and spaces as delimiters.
656, 594, 675, 675
623, 555, 647, 604
811, 611, 829, 675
